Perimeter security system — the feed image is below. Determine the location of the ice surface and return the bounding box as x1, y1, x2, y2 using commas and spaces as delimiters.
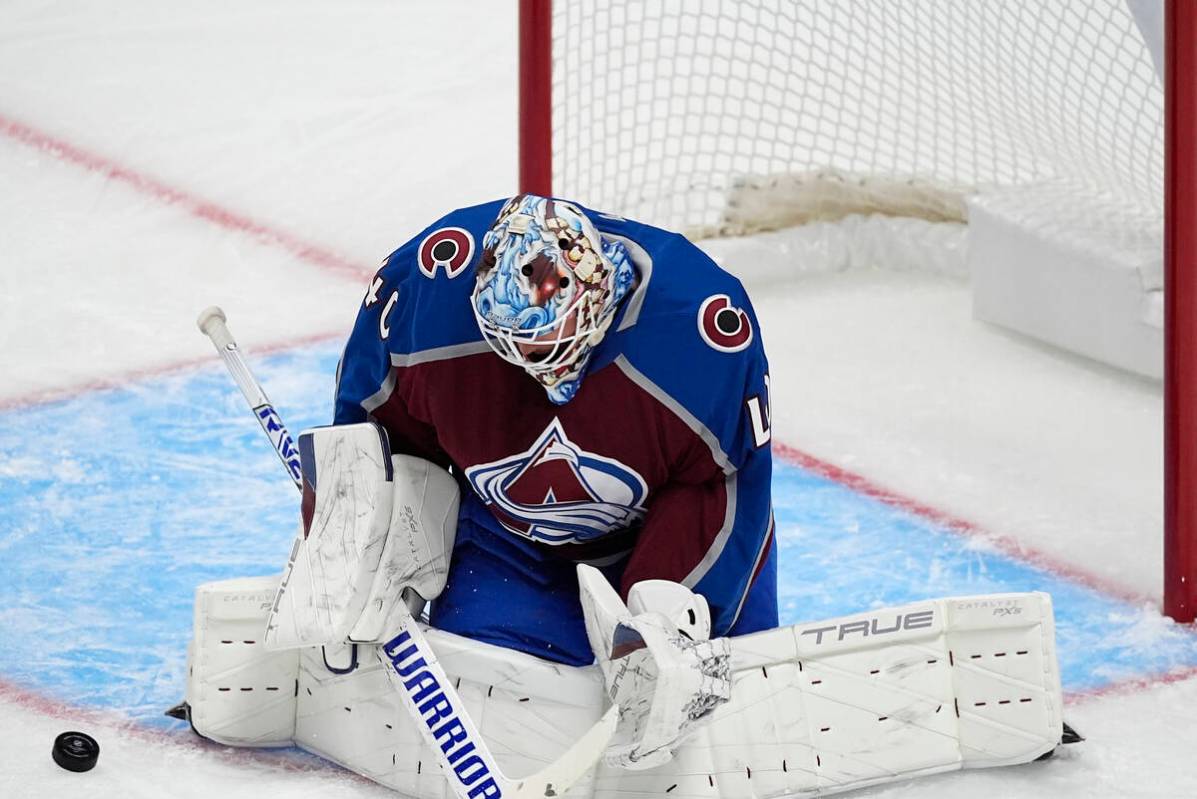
0, 1, 1190, 797
740, 268, 1164, 603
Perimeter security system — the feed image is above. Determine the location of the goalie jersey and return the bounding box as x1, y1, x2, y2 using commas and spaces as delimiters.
334, 199, 776, 666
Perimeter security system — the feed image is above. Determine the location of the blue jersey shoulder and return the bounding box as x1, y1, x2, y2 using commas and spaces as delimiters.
371, 199, 506, 356
335, 200, 503, 425
591, 212, 769, 466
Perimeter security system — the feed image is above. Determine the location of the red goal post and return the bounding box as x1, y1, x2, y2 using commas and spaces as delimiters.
519, 0, 1197, 623
1165, 0, 1196, 624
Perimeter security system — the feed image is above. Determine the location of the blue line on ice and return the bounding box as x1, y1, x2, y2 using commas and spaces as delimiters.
0, 343, 1193, 726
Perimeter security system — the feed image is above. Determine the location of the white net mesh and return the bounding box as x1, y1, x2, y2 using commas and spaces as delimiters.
548, 0, 1163, 238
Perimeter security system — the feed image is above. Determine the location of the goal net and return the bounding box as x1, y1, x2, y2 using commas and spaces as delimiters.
543, 0, 1161, 235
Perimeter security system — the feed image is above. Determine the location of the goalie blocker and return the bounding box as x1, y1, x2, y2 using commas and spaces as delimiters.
176, 422, 1071, 796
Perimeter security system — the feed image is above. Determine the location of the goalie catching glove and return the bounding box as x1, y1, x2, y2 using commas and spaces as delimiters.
578, 564, 731, 770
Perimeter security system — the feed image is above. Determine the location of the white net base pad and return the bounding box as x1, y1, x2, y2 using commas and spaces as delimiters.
700, 182, 1162, 380
699, 215, 968, 284
688, 170, 968, 240
970, 185, 1162, 380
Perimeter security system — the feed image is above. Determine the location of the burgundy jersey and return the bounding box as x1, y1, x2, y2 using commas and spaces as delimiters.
334, 200, 775, 664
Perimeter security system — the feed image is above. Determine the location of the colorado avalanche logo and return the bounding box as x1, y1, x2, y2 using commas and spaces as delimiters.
417, 227, 474, 279
466, 419, 648, 545
698, 294, 753, 352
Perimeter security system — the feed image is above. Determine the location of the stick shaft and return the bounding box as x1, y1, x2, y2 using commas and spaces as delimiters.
197, 307, 303, 489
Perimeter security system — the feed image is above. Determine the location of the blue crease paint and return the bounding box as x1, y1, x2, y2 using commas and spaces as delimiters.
0, 343, 1194, 727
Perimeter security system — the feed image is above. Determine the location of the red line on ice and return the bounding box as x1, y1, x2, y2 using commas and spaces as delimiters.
1065, 664, 1197, 703
0, 329, 345, 413
0, 111, 369, 282
0, 110, 372, 412
772, 442, 1155, 607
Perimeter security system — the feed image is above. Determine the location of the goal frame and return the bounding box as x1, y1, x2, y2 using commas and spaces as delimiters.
517, 0, 1197, 623
1164, 0, 1196, 623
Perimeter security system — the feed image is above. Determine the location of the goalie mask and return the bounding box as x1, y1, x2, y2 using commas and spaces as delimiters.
472, 195, 636, 404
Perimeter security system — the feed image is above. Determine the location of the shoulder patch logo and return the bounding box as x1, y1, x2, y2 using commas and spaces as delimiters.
698, 294, 753, 352
417, 227, 475, 279
465, 418, 648, 545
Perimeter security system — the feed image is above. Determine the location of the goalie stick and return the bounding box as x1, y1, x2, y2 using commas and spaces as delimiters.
197, 307, 302, 490
194, 306, 618, 799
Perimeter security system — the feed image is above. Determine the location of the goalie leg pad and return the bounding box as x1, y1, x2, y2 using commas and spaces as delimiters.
603, 592, 1063, 798
185, 575, 299, 747
190, 587, 1062, 798
293, 627, 608, 795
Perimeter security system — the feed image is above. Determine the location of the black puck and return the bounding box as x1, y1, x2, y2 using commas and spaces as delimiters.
52, 731, 99, 773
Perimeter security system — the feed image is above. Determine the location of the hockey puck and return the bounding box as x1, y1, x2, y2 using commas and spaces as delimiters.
52, 731, 99, 773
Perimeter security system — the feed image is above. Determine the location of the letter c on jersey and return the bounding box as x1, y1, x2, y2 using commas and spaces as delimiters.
379, 291, 399, 340
418, 227, 475, 279
698, 294, 753, 352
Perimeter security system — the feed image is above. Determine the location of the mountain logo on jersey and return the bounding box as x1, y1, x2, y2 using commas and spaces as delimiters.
417, 227, 475, 279
698, 294, 753, 352
465, 418, 648, 545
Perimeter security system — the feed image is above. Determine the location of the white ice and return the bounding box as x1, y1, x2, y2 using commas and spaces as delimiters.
0, 1, 1188, 796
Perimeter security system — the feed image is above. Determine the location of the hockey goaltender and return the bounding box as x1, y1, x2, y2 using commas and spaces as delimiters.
169, 195, 1079, 797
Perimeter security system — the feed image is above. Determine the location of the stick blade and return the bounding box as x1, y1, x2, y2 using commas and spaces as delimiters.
507, 705, 619, 799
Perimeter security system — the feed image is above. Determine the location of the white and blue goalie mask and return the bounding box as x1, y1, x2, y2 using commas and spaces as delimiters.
472, 195, 635, 404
